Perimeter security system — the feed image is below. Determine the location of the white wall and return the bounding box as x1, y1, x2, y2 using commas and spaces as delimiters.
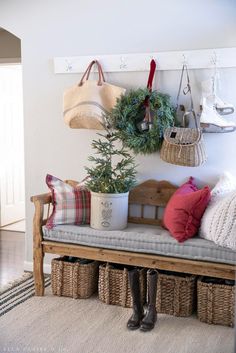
0, 0, 236, 267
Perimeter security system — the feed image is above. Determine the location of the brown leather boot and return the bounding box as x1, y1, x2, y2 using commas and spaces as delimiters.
127, 268, 144, 330
140, 269, 158, 332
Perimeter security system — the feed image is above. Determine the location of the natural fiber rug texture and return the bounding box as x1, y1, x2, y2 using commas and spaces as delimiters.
0, 273, 51, 316
0, 283, 234, 353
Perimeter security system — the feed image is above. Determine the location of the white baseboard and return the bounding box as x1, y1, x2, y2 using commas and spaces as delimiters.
24, 261, 51, 274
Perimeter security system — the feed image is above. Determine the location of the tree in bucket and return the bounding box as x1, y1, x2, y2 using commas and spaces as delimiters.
85, 128, 137, 230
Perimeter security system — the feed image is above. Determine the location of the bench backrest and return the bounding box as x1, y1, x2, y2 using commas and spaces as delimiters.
32, 179, 177, 227
128, 180, 177, 226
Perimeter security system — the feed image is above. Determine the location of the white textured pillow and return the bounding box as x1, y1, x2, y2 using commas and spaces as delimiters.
200, 191, 236, 249
211, 171, 236, 202
200, 172, 236, 249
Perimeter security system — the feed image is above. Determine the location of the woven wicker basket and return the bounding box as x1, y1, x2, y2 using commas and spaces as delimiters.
156, 271, 197, 317
160, 126, 207, 167
197, 277, 235, 327
51, 257, 99, 299
98, 263, 146, 307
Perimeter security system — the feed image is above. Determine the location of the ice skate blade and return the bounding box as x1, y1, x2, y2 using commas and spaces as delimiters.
216, 107, 235, 116
200, 123, 236, 133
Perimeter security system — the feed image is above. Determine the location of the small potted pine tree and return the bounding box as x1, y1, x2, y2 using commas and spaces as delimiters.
85, 129, 137, 230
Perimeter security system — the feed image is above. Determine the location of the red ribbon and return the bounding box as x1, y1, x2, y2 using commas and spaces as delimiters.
144, 59, 157, 108
147, 59, 156, 92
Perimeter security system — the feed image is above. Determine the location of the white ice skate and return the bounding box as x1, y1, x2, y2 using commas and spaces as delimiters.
201, 77, 234, 116
200, 98, 236, 133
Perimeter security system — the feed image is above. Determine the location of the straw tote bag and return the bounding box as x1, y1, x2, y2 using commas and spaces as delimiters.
160, 65, 207, 167
63, 60, 126, 130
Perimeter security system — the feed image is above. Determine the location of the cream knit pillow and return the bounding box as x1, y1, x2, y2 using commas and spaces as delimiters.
211, 172, 236, 202
199, 172, 236, 249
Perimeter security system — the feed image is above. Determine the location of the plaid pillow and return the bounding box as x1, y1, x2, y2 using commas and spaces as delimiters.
46, 174, 90, 229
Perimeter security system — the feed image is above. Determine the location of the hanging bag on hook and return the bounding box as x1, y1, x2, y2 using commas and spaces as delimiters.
160, 64, 207, 167
63, 60, 126, 130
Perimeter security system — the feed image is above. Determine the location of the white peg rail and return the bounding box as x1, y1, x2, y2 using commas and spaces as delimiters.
54, 47, 236, 74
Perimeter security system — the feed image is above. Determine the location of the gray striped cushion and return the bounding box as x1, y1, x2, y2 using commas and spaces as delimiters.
43, 223, 236, 265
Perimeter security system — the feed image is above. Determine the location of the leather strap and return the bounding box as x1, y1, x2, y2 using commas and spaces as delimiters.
79, 61, 95, 86
143, 95, 149, 108
143, 105, 151, 123
183, 65, 194, 115
176, 65, 185, 109
86, 60, 106, 84
79, 60, 105, 86
85, 60, 102, 84
176, 64, 198, 129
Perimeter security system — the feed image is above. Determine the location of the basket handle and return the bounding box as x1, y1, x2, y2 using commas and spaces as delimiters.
72, 263, 79, 299
57, 260, 64, 296
104, 263, 111, 305
174, 279, 181, 315
207, 284, 213, 323
121, 268, 128, 307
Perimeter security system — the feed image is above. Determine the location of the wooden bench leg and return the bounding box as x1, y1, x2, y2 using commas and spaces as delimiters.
33, 199, 45, 296
33, 245, 45, 296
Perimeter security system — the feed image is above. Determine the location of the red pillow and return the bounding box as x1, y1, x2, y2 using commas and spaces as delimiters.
163, 177, 211, 242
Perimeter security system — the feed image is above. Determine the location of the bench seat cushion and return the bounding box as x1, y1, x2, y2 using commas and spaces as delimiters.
43, 223, 236, 265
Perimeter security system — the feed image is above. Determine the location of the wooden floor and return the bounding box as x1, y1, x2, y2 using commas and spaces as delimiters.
0, 219, 25, 232
0, 230, 25, 288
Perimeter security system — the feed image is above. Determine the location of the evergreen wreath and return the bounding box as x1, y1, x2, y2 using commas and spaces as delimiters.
108, 88, 175, 154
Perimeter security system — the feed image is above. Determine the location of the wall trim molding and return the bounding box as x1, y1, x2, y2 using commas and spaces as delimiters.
54, 47, 236, 74
24, 261, 51, 274
0, 57, 21, 64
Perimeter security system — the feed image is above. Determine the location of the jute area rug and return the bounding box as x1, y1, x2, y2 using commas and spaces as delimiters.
0, 275, 234, 353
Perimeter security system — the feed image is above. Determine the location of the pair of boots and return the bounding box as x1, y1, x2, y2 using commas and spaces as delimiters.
127, 269, 157, 332
200, 77, 236, 133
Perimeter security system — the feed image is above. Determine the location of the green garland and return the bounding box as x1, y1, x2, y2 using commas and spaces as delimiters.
108, 88, 175, 154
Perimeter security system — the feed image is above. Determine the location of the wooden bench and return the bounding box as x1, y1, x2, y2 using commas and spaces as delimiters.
31, 180, 236, 296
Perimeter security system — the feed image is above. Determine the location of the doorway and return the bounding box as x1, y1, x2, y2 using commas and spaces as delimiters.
0, 28, 25, 288
0, 29, 25, 229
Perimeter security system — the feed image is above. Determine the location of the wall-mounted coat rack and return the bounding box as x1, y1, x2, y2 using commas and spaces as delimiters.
54, 47, 236, 74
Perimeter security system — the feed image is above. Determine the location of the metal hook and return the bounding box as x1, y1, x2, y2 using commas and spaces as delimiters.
211, 51, 220, 90
211, 51, 218, 66
92, 59, 98, 72
65, 59, 73, 72
120, 56, 127, 70
182, 53, 188, 66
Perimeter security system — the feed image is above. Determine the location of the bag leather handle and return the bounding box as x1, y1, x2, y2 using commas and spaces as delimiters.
79, 61, 95, 86
86, 60, 105, 84
79, 60, 105, 86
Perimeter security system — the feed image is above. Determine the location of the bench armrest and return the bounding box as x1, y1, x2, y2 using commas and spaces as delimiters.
31, 193, 52, 205
31, 192, 53, 245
